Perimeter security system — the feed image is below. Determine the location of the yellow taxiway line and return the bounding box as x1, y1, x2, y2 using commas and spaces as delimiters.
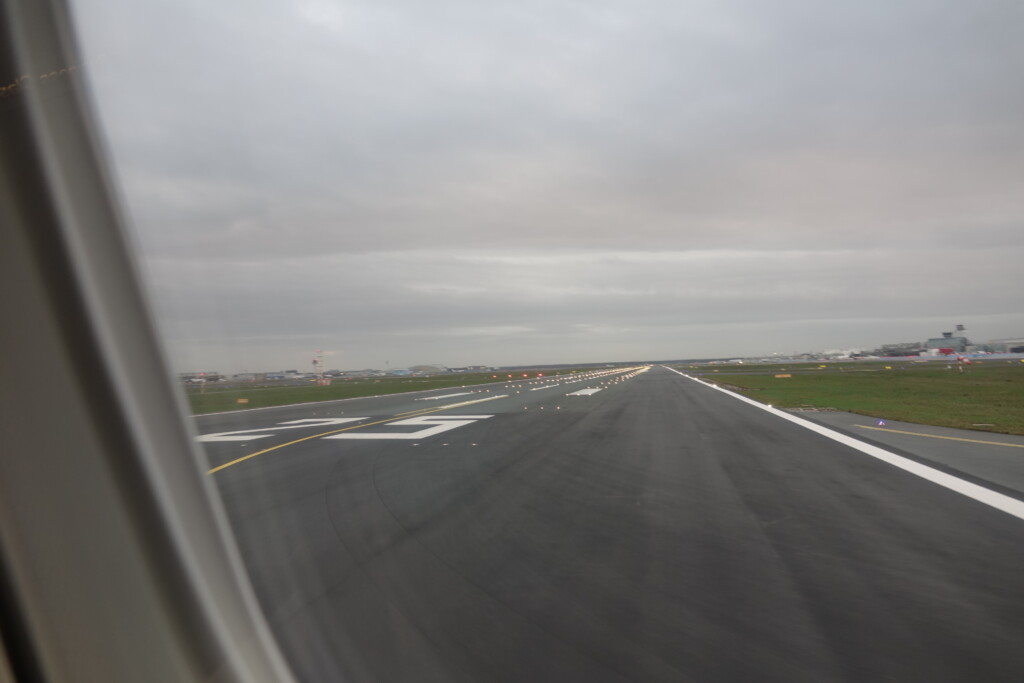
207, 394, 507, 474
855, 425, 1024, 449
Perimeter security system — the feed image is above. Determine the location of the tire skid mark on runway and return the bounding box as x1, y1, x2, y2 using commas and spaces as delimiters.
360, 410, 683, 682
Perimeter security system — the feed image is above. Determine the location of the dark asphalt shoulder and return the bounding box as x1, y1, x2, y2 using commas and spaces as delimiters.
793, 409, 1024, 498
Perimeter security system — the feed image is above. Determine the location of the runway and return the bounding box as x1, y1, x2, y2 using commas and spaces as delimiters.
199, 366, 1024, 682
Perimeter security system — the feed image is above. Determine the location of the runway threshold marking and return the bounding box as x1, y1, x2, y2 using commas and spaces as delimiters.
663, 366, 1024, 522
198, 417, 367, 442
854, 425, 1024, 449
206, 394, 508, 474
324, 415, 494, 440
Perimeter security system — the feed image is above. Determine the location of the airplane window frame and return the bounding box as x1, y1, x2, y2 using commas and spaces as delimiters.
0, 1, 295, 681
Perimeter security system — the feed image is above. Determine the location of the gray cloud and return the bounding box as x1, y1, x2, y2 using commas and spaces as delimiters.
70, 0, 1024, 371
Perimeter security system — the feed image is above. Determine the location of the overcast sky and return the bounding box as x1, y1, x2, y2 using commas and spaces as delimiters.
71, 0, 1024, 372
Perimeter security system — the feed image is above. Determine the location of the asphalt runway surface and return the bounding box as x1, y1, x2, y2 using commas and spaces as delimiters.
198, 366, 1024, 682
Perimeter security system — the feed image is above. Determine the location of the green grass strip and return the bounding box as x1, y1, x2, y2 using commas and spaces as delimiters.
676, 360, 1024, 435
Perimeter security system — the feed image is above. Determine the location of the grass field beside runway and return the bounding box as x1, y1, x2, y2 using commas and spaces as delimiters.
186, 368, 581, 415
678, 360, 1024, 435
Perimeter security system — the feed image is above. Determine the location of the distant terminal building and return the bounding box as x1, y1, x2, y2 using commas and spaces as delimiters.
989, 338, 1024, 353
922, 325, 974, 354
925, 332, 968, 354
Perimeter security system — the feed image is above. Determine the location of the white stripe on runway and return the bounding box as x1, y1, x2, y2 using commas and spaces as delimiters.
662, 366, 1024, 522
416, 392, 475, 401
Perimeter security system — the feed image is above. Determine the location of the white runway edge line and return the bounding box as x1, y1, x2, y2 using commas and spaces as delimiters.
662, 366, 1024, 522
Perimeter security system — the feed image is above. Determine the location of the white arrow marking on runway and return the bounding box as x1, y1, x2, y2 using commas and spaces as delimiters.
567, 388, 603, 396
